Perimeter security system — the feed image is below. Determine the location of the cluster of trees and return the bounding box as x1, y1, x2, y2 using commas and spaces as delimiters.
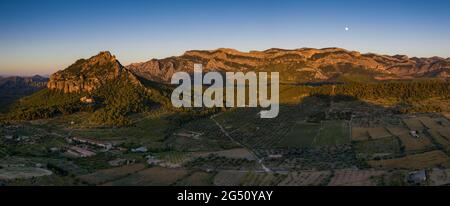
7, 89, 86, 120
6, 76, 448, 127
310, 80, 450, 100
7, 76, 172, 126
88, 80, 151, 126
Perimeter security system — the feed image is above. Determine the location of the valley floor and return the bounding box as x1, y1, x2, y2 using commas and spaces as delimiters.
1, 87, 450, 186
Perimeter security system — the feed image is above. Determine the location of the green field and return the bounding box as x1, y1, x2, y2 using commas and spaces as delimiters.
175, 171, 214, 186
102, 167, 189, 186
313, 120, 350, 146
279, 122, 320, 147
354, 137, 402, 159
70, 115, 170, 149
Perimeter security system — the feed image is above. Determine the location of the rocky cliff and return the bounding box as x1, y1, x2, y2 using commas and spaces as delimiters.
47, 51, 140, 93
126, 47, 450, 83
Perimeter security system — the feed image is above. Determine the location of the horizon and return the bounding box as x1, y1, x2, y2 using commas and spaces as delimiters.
3, 46, 450, 77
1, 0, 450, 76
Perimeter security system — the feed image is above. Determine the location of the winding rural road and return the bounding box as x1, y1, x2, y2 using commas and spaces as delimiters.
210, 113, 271, 173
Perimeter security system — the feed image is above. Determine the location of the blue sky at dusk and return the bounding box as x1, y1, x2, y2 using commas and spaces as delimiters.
1, 0, 450, 75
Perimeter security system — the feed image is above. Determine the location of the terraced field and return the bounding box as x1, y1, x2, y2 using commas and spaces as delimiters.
354, 137, 402, 159
386, 126, 434, 152
328, 169, 385, 186
368, 150, 450, 170
278, 171, 331, 186
419, 117, 442, 129
427, 129, 450, 151
352, 127, 370, 141
367, 127, 392, 140
403, 118, 425, 131
396, 133, 433, 152
239, 172, 287, 186
213, 171, 248, 186
156, 152, 191, 167
0, 167, 53, 180
313, 120, 350, 146
279, 122, 320, 147
175, 171, 214, 186
78, 163, 147, 185
102, 167, 189, 186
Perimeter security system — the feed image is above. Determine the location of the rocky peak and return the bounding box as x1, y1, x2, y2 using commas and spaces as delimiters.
47, 51, 139, 93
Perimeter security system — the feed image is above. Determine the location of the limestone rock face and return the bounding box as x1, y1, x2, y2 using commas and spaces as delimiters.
125, 47, 450, 83
47, 51, 140, 93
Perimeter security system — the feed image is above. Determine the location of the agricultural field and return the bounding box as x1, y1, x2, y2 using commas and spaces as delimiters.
262, 146, 360, 171
438, 128, 450, 140
70, 115, 170, 149
427, 129, 450, 151
175, 171, 214, 186
386, 127, 409, 136
213, 171, 248, 186
403, 118, 425, 131
193, 148, 255, 161
354, 137, 402, 160
165, 118, 238, 152
385, 126, 434, 152
185, 154, 259, 171
278, 171, 331, 186
156, 151, 191, 167
352, 127, 393, 141
213, 96, 332, 150
78, 163, 147, 185
368, 150, 450, 170
312, 120, 350, 146
367, 128, 392, 140
278, 122, 320, 147
1, 83, 449, 186
396, 133, 433, 152
102, 167, 189, 186
327, 169, 385, 186
429, 168, 450, 186
0, 167, 53, 180
418, 117, 443, 129
239, 172, 287, 186
351, 127, 370, 141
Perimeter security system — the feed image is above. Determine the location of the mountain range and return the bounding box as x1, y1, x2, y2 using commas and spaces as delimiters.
3, 47, 450, 124
42, 48, 450, 94
0, 75, 48, 95
126, 47, 450, 84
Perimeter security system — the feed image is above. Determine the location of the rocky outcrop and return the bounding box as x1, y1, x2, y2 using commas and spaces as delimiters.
126, 47, 450, 83
47, 51, 140, 93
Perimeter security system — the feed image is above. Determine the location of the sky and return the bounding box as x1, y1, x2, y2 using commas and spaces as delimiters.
1, 0, 450, 76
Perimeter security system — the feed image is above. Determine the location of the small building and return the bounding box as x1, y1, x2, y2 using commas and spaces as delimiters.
66, 146, 96, 158
174, 131, 203, 139
145, 155, 162, 166
410, 130, 420, 138
49, 147, 59, 153
71, 137, 113, 150
108, 158, 135, 167
268, 154, 283, 159
407, 170, 427, 185
132, 146, 148, 153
